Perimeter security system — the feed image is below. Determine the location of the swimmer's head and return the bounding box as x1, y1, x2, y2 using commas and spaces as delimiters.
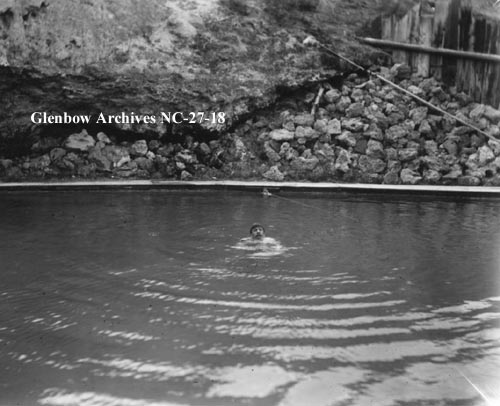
249, 223, 265, 239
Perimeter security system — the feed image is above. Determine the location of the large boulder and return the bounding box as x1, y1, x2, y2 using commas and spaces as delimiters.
291, 156, 319, 172
484, 106, 500, 124
366, 139, 385, 159
334, 148, 353, 173
326, 119, 342, 135
409, 106, 428, 125
488, 138, 500, 156
270, 129, 294, 142
385, 125, 408, 143
345, 102, 364, 118
49, 148, 66, 162
458, 175, 481, 186
400, 168, 422, 184
324, 89, 341, 103
101, 145, 130, 168
336, 131, 357, 148
264, 141, 281, 163
341, 118, 364, 132
130, 140, 148, 157
263, 166, 285, 181
357, 155, 386, 174
64, 130, 95, 152
478, 145, 495, 166
294, 114, 315, 127
398, 148, 419, 162
295, 126, 319, 140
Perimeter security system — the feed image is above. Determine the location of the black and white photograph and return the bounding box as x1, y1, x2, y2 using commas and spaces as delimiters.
1, 0, 500, 405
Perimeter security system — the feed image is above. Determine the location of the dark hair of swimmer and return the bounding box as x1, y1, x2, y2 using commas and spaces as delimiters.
250, 223, 265, 234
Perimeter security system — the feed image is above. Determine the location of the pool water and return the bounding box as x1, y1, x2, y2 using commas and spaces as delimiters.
1, 190, 499, 406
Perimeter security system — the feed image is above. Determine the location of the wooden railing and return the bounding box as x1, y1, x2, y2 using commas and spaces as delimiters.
369, 0, 500, 108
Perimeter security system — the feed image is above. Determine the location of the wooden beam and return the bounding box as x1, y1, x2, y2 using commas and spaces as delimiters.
360, 37, 500, 63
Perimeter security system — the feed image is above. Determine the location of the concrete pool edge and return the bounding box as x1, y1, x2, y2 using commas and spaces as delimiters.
1, 180, 500, 196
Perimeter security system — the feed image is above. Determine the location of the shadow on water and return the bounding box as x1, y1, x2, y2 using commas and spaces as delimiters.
0, 191, 499, 406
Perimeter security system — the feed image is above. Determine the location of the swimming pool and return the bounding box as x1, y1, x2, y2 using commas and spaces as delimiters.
1, 190, 499, 406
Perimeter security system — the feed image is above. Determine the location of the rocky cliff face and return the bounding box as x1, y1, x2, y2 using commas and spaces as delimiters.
0, 0, 380, 155
3, 65, 500, 186
5, 0, 499, 186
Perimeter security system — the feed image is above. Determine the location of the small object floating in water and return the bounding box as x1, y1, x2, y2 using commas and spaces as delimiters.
262, 188, 272, 198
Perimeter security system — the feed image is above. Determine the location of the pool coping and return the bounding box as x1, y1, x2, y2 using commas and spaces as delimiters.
1, 180, 500, 196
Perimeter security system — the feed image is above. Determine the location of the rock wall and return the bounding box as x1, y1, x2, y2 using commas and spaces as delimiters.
2, 64, 500, 186
0, 0, 378, 147
254, 67, 500, 186
2, 0, 500, 186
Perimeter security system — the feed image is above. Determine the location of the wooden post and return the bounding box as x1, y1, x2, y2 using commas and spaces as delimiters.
394, 12, 411, 64
417, 12, 433, 76
432, 0, 452, 79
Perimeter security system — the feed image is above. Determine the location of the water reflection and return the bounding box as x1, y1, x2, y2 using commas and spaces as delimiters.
0, 191, 499, 405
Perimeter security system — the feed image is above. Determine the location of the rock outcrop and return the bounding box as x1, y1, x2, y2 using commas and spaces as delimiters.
2, 1, 500, 187
0, 0, 378, 150
3, 66, 500, 186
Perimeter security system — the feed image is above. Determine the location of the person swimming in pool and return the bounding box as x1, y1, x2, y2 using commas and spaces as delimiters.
240, 223, 279, 245
234, 223, 289, 257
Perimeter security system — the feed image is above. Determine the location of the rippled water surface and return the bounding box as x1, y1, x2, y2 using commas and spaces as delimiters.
1, 190, 500, 406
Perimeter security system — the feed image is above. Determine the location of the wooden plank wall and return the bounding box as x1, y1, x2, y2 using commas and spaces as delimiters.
382, 0, 500, 108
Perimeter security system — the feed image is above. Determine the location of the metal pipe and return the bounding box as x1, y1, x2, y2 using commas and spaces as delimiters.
360, 37, 500, 63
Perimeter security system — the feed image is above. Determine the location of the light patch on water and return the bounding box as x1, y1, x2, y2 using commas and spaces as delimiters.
231, 240, 292, 259
236, 312, 434, 328
9, 351, 45, 365
434, 300, 492, 314
247, 249, 291, 259
269, 275, 326, 282
192, 267, 227, 272
133, 291, 175, 301
278, 368, 368, 406
464, 327, 500, 343
176, 297, 405, 311
97, 330, 158, 342
338, 280, 370, 285
43, 359, 78, 370
475, 312, 500, 320
330, 291, 391, 299
254, 340, 448, 362
27, 315, 77, 332
78, 357, 202, 380
411, 317, 480, 332
207, 364, 299, 398
353, 361, 500, 406
109, 268, 138, 276
221, 325, 411, 340
38, 389, 189, 406
158, 289, 392, 304
136, 279, 168, 288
